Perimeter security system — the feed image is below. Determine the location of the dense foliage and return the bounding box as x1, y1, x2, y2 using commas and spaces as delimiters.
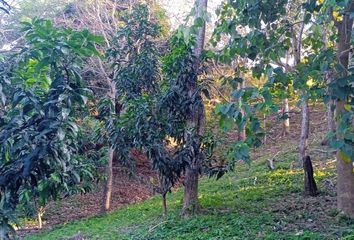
0, 18, 102, 236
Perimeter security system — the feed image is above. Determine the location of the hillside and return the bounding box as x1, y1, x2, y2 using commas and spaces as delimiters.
24, 106, 354, 239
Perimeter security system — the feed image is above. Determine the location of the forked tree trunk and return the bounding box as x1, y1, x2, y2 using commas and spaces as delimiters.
299, 94, 309, 166
37, 206, 45, 229
335, 0, 354, 217
181, 0, 207, 216
282, 98, 290, 136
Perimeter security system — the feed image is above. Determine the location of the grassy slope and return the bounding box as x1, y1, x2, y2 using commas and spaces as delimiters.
25, 139, 354, 240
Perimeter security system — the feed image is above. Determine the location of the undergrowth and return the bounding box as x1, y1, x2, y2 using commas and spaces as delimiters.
25, 140, 354, 240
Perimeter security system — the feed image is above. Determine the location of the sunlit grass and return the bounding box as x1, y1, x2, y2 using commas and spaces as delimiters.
25, 147, 353, 240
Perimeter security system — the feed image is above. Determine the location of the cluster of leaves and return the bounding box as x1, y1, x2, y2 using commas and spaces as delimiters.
103, 4, 187, 191
208, 0, 345, 169
0, 18, 102, 235
213, 78, 265, 169
103, 4, 216, 193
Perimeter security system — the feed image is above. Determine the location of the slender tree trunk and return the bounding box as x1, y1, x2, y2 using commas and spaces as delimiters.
37, 206, 45, 229
282, 98, 290, 136
158, 173, 169, 216
327, 100, 336, 132
181, 0, 207, 216
322, 29, 336, 134
101, 77, 117, 213
102, 147, 114, 213
263, 113, 267, 144
299, 93, 309, 166
238, 80, 246, 141
335, 2, 354, 217
320, 98, 336, 144
292, 16, 307, 167
162, 192, 167, 216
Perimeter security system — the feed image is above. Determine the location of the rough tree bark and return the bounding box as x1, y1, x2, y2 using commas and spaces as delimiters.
335, 1, 354, 217
303, 156, 318, 196
181, 0, 207, 216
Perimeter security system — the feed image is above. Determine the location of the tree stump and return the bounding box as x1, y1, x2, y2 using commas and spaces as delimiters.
303, 155, 318, 196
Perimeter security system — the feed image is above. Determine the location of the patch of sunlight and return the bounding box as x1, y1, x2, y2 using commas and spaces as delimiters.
314, 170, 333, 177
269, 169, 302, 177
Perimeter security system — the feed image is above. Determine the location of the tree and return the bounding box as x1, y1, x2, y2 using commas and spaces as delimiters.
213, 0, 335, 197
0, 18, 102, 237
332, 0, 354, 217
181, 0, 208, 215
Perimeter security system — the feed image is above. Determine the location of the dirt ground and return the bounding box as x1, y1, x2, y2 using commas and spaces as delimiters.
17, 152, 156, 236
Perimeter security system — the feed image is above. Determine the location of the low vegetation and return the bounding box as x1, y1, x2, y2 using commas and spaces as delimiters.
26, 133, 354, 239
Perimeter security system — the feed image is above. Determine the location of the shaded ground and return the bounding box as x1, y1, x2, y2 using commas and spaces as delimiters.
18, 154, 156, 236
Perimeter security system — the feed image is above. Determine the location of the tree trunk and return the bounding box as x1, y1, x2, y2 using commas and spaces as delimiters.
335, 0, 354, 218
37, 206, 45, 229
182, 166, 200, 214
101, 147, 114, 213
181, 0, 207, 216
282, 98, 290, 136
263, 113, 267, 144
303, 156, 318, 196
162, 192, 167, 216
336, 123, 354, 217
238, 80, 246, 141
327, 99, 335, 130
299, 93, 309, 166
101, 78, 117, 213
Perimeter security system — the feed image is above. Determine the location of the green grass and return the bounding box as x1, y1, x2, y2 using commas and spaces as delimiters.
25, 149, 354, 240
